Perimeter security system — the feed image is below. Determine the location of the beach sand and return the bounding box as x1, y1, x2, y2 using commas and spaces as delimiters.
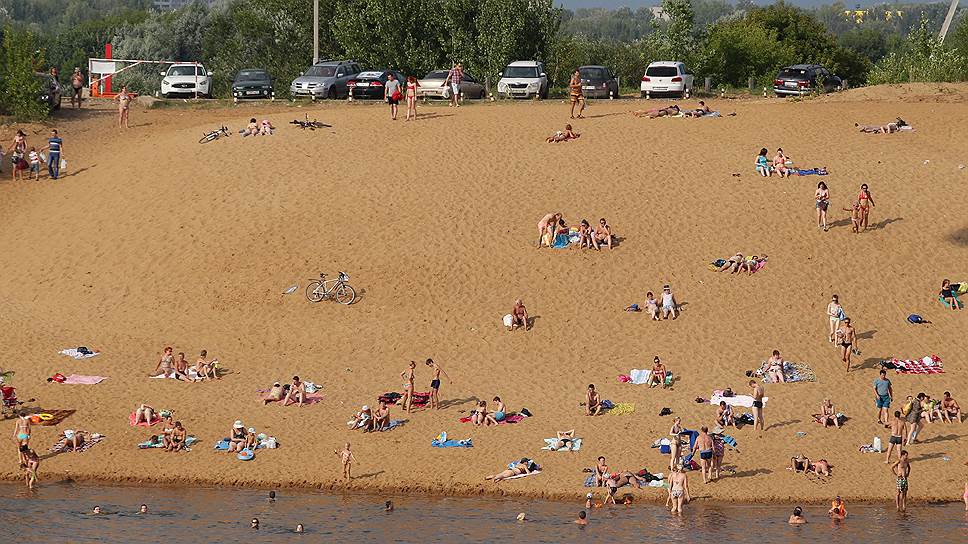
1, 84, 966, 504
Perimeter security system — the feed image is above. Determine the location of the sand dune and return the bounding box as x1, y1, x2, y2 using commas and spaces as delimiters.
1, 86, 966, 503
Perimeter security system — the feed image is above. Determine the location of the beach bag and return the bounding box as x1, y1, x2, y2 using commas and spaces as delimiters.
872, 436, 882, 452
502, 314, 514, 327
50, 372, 66, 383
906, 314, 924, 324
901, 401, 913, 417
600, 400, 614, 410
391, 90, 402, 101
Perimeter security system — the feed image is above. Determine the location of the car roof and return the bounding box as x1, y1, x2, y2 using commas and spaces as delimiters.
314, 60, 356, 66
647, 61, 683, 67
237, 68, 268, 73
507, 60, 540, 67
169, 62, 203, 67
784, 64, 822, 70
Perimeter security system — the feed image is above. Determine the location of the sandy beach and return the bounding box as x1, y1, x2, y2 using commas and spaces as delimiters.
1, 84, 966, 504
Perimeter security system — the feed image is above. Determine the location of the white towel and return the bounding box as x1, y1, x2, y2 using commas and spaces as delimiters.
502, 314, 514, 327
60, 348, 99, 359
710, 395, 769, 408
629, 369, 651, 385
504, 470, 541, 480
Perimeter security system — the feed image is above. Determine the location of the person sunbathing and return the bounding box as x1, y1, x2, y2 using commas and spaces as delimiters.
167, 422, 187, 452
63, 429, 86, 452
755, 148, 772, 176
740, 254, 767, 276
718, 253, 744, 273
810, 459, 831, 476
546, 124, 580, 143
585, 384, 603, 416
134, 404, 156, 425
717, 401, 735, 427
577, 219, 593, 249
766, 350, 785, 383
493, 396, 507, 422
686, 101, 711, 117
473, 400, 498, 426
510, 299, 528, 331
773, 148, 790, 177
485, 458, 536, 481
174, 352, 190, 380
592, 218, 612, 250
939, 392, 962, 423
855, 118, 907, 133
632, 105, 680, 118
940, 279, 963, 310
228, 421, 246, 452
263, 382, 285, 405
244, 118, 259, 136
660, 285, 678, 319
818, 399, 840, 428
349, 405, 373, 430
790, 454, 811, 474
550, 430, 575, 451
283, 376, 306, 406
243, 427, 258, 450
611, 471, 642, 489
645, 292, 660, 320
647, 356, 667, 388
161, 413, 175, 448
594, 456, 608, 486
195, 350, 219, 380
151, 347, 176, 378
373, 401, 391, 431
259, 119, 274, 136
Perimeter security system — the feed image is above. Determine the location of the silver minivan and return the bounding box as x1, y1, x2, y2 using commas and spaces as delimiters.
290, 60, 362, 99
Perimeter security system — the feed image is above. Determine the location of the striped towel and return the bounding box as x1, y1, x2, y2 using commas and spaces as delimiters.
892, 355, 944, 374
51, 433, 105, 453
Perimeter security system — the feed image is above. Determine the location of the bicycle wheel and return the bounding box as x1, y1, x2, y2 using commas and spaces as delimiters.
334, 283, 356, 305
305, 281, 325, 303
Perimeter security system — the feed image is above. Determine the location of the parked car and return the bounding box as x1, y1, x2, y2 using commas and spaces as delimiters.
36, 73, 62, 110
497, 61, 548, 99
416, 69, 486, 100
640, 61, 693, 98
160, 63, 213, 98
290, 60, 362, 99
231, 68, 273, 99
578, 65, 619, 99
346, 70, 406, 100
773, 64, 842, 97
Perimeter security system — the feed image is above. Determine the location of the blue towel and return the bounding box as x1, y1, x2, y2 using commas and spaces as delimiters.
583, 474, 596, 487
794, 168, 828, 176
552, 233, 570, 249
432, 438, 473, 448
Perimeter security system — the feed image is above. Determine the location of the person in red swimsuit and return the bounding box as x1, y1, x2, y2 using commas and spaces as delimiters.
857, 183, 875, 230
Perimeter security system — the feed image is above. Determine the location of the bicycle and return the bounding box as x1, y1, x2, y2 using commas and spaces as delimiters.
198, 126, 231, 144
305, 272, 356, 305
290, 114, 332, 131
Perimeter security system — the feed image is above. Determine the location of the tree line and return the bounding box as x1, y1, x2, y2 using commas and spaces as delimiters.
1, 0, 967, 119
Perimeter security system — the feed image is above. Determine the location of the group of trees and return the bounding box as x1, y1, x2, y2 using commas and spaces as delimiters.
1, 0, 967, 119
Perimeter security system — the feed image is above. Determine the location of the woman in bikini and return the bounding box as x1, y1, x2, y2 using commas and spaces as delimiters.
595, 456, 609, 486
645, 291, 659, 320
790, 454, 811, 474
826, 295, 843, 343
134, 404, 156, 425
774, 148, 790, 177
14, 415, 31, 465
551, 430, 575, 451
152, 347, 175, 378
161, 413, 176, 448
766, 350, 785, 383
404, 76, 419, 121
857, 183, 875, 230
718, 253, 744, 273
819, 398, 840, 428
473, 400, 497, 426
666, 465, 690, 514
485, 458, 534, 481
815, 181, 829, 231
10, 130, 27, 181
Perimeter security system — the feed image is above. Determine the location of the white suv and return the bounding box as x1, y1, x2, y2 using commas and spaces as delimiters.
161, 63, 213, 98
640, 61, 694, 98
497, 61, 548, 99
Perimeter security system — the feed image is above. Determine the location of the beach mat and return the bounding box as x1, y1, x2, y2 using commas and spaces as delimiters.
50, 433, 104, 453
129, 411, 161, 427
63, 374, 107, 385
542, 437, 582, 451
59, 348, 99, 360
27, 409, 75, 426
887, 355, 944, 374
605, 402, 635, 415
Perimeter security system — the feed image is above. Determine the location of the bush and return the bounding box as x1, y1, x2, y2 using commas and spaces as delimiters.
1, 27, 48, 120
867, 20, 968, 85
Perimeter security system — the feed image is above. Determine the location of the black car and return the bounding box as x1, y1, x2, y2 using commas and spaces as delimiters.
578, 65, 619, 99
232, 68, 274, 99
346, 69, 406, 100
36, 73, 62, 111
773, 64, 842, 97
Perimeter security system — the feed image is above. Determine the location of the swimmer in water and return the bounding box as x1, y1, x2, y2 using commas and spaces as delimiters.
92, 505, 102, 515
250, 518, 260, 530
139, 504, 148, 514
575, 510, 588, 525
385, 500, 394, 512
268, 490, 276, 503
788, 506, 806, 524
295, 523, 304, 533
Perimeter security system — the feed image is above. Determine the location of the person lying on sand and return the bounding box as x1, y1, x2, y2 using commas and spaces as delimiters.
546, 124, 580, 143
685, 101, 711, 117
718, 253, 744, 273
151, 347, 176, 378
473, 400, 498, 426
632, 105, 680, 118
585, 384, 603, 416
134, 404, 156, 425
592, 218, 612, 250
610, 471, 642, 489
263, 382, 285, 405
817, 399, 841, 428
550, 430, 575, 451
790, 454, 811, 474
195, 350, 219, 381
63, 429, 86, 452
259, 119, 274, 136
166, 422, 187, 452
740, 254, 767, 276
243, 118, 259, 137
810, 458, 831, 477
373, 401, 391, 431
283, 376, 306, 406
856, 118, 907, 133
485, 458, 536, 481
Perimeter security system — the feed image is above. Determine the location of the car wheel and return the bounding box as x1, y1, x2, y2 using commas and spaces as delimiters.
540, 86, 548, 99
328, 87, 337, 100
479, 89, 486, 99
162, 92, 169, 99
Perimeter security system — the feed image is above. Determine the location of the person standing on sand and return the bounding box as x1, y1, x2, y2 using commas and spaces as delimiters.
116, 86, 132, 128
858, 183, 875, 230
569, 69, 585, 119
826, 295, 843, 343
693, 426, 714, 483
666, 465, 690, 514
21, 445, 39, 489
425, 358, 451, 410
750, 380, 765, 431
336, 442, 355, 480
892, 450, 911, 512
405, 76, 419, 121
885, 410, 906, 463
836, 318, 856, 372
815, 181, 829, 231
400, 361, 416, 413
39, 129, 64, 180
906, 393, 925, 445
384, 73, 401, 121
14, 414, 31, 465
874, 369, 893, 425
10, 130, 27, 181
70, 68, 84, 109
443, 62, 463, 108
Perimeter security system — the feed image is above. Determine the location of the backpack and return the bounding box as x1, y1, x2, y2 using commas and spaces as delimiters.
906, 314, 924, 324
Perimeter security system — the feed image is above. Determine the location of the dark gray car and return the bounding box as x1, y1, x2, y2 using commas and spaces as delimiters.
290, 60, 362, 99
578, 66, 619, 99
232, 68, 273, 99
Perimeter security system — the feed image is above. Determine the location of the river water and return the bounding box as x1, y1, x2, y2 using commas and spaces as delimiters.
0, 482, 965, 543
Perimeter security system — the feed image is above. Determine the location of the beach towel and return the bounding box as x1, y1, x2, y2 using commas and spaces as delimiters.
129, 411, 161, 427
701, 111, 721, 117
459, 413, 526, 424
629, 369, 651, 385
50, 433, 104, 453
542, 437, 582, 451
583, 474, 597, 487
710, 394, 768, 408
377, 419, 405, 432
28, 409, 75, 426
149, 372, 180, 379
432, 437, 473, 448
138, 436, 198, 449
939, 293, 962, 308
794, 168, 828, 176
552, 233, 570, 249
379, 391, 430, 407
606, 402, 635, 415
504, 470, 541, 480
62, 374, 107, 385
59, 348, 99, 359
214, 437, 275, 451
890, 355, 944, 374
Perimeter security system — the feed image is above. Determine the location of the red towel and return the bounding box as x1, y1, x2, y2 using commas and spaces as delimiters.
129, 411, 161, 427
893, 355, 944, 374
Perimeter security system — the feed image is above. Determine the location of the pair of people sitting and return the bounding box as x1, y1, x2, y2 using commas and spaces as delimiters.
262, 376, 307, 406
348, 402, 392, 432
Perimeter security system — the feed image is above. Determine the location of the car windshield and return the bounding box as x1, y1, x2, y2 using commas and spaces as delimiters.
423, 70, 449, 80
778, 68, 810, 79
235, 70, 267, 82
356, 71, 385, 80
504, 66, 538, 78
168, 65, 205, 76
580, 68, 606, 80
305, 65, 336, 77
646, 66, 678, 77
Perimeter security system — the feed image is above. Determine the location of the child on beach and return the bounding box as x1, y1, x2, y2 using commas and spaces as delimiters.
28, 147, 40, 180
259, 120, 274, 136
843, 201, 861, 233
546, 124, 580, 143
20, 446, 39, 489
335, 443, 355, 480
243, 118, 259, 136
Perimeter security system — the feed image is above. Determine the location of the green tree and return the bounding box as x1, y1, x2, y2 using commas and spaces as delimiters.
700, 18, 795, 87
1, 26, 48, 119
868, 19, 968, 84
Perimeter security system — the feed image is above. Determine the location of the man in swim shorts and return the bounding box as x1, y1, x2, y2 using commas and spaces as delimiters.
939, 391, 962, 423
873, 369, 893, 425
425, 358, 451, 410
891, 450, 911, 512
585, 384, 602, 416
70, 68, 84, 109
693, 426, 714, 483
885, 411, 906, 463
749, 380, 765, 431
837, 318, 856, 372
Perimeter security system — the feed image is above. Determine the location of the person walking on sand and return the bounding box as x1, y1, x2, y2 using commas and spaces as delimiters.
569, 69, 585, 119
858, 183, 875, 230
892, 450, 911, 512
14, 415, 31, 465
425, 358, 451, 410
404, 76, 419, 121
836, 318, 856, 372
666, 465, 690, 514
815, 181, 829, 231
906, 393, 925, 445
826, 295, 843, 343
336, 442, 355, 480
39, 129, 64, 180
70, 67, 84, 109
874, 369, 893, 425
444, 62, 463, 107
693, 426, 714, 483
885, 410, 906, 464
21, 446, 39, 489
10, 130, 27, 181
384, 72, 401, 121
749, 380, 765, 431
400, 361, 416, 413
116, 86, 132, 128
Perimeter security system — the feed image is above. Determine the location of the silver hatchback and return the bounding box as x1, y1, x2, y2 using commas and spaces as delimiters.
290, 60, 361, 99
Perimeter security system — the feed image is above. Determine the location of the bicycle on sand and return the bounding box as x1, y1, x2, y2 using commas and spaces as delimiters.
305, 272, 357, 305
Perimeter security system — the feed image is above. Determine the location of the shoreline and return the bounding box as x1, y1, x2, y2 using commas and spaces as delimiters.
2, 472, 959, 507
